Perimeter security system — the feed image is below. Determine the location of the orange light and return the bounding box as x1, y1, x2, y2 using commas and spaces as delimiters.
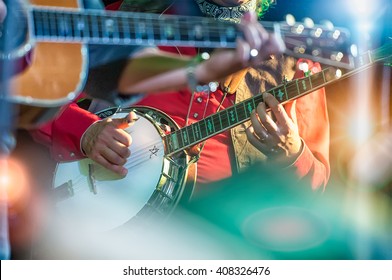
0, 157, 30, 210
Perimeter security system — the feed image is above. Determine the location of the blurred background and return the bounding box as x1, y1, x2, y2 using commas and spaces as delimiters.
3, 0, 392, 260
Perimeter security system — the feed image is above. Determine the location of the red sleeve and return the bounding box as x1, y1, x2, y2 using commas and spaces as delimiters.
105, 1, 122, 10
29, 102, 100, 162
284, 59, 330, 191
29, 1, 121, 162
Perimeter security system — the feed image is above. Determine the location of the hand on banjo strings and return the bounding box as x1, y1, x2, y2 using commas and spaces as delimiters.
81, 112, 137, 176
246, 92, 303, 166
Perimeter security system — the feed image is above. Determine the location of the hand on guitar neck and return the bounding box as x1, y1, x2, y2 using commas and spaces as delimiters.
117, 11, 285, 94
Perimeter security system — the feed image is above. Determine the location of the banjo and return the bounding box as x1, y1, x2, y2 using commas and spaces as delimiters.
52, 106, 196, 232
52, 40, 392, 232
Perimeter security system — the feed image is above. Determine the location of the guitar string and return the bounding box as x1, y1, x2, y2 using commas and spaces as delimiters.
32, 6, 338, 53
56, 60, 379, 197
57, 61, 333, 194
32, 11, 326, 65
57, 96, 244, 195
32, 9, 317, 45
32, 17, 327, 62
47, 9, 345, 194
56, 69, 333, 196
33, 20, 239, 42
33, 8, 283, 29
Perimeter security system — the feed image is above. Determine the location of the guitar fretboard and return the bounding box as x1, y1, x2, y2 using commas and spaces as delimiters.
30, 6, 352, 65
32, 8, 240, 48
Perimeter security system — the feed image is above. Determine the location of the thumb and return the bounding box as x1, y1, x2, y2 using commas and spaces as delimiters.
111, 112, 138, 129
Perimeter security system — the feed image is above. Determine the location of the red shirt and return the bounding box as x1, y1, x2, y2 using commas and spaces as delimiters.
31, 1, 330, 192
136, 49, 330, 191
30, 96, 100, 161
137, 85, 237, 185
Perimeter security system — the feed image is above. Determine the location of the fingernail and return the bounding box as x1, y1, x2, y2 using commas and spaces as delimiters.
128, 117, 139, 124
121, 168, 128, 176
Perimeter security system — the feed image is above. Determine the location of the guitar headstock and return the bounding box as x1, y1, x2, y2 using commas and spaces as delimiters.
276, 15, 355, 69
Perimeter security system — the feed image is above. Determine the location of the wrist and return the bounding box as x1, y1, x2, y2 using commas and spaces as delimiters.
80, 120, 101, 156
186, 53, 213, 92
186, 65, 200, 93
279, 138, 305, 168
187, 63, 219, 93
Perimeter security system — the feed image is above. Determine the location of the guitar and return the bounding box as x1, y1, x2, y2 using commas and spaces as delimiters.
1, 0, 352, 128
52, 41, 392, 232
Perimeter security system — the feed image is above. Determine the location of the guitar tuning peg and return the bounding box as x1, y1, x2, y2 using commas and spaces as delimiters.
285, 14, 296, 26
320, 20, 334, 30
302, 17, 314, 28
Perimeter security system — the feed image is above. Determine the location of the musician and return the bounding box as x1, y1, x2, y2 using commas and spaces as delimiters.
32, 0, 330, 197
120, 0, 330, 192
30, 0, 283, 176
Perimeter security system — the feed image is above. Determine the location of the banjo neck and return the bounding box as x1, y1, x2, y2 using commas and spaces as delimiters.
163, 40, 392, 156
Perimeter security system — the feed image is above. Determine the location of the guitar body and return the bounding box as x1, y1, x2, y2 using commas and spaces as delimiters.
52, 106, 196, 232
3, 0, 87, 128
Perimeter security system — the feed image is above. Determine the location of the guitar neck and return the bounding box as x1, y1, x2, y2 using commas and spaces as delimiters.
164, 67, 338, 155
30, 6, 351, 65
31, 7, 240, 48
164, 41, 392, 156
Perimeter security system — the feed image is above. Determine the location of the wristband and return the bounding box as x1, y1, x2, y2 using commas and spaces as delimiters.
186, 65, 200, 93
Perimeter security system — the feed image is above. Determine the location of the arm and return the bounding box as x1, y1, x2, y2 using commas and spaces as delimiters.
29, 102, 100, 162
284, 88, 330, 191
100, 12, 284, 97
246, 59, 330, 191
287, 59, 330, 190
30, 101, 135, 176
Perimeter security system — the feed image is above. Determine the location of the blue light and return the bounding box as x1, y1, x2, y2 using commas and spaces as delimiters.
344, 0, 380, 18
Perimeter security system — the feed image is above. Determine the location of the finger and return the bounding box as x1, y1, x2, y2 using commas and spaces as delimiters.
246, 126, 269, 151
112, 129, 132, 147
108, 130, 132, 159
91, 133, 129, 165
241, 10, 257, 22
264, 33, 286, 55
240, 13, 266, 50
255, 102, 279, 134
236, 38, 251, 65
99, 132, 132, 163
106, 135, 131, 159
94, 154, 128, 176
128, 111, 138, 124
262, 92, 290, 128
250, 110, 270, 141
111, 113, 135, 129
100, 144, 128, 166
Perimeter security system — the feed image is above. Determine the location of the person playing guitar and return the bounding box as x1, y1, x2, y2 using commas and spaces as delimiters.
29, 0, 330, 234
